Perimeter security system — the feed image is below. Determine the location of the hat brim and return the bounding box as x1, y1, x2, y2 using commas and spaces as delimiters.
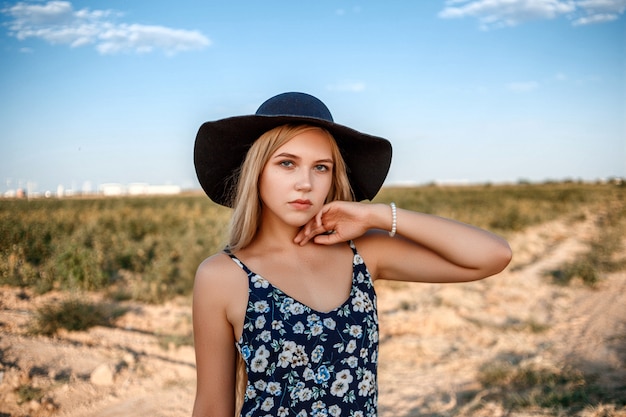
194, 114, 392, 207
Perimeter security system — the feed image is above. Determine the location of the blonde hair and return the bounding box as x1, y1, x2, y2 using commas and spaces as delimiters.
227, 124, 354, 252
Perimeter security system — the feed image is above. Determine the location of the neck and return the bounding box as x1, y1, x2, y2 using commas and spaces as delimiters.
252, 218, 301, 252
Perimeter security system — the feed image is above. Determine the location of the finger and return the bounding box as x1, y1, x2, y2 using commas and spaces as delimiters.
316, 209, 324, 227
312, 231, 343, 246
294, 217, 315, 242
295, 220, 328, 245
293, 229, 306, 244
315, 206, 330, 229
295, 225, 315, 245
311, 234, 334, 245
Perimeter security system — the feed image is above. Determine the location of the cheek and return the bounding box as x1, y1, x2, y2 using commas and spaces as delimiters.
317, 174, 333, 197
258, 168, 281, 202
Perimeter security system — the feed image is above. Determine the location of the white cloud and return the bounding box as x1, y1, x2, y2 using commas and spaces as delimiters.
438, 0, 626, 29
572, 0, 626, 24
2, 1, 211, 55
97, 24, 210, 55
577, 0, 626, 14
572, 11, 620, 24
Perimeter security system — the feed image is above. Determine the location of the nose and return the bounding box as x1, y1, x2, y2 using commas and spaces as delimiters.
295, 170, 312, 192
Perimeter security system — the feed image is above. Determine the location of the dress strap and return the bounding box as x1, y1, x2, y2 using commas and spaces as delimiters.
348, 239, 358, 256
223, 248, 254, 276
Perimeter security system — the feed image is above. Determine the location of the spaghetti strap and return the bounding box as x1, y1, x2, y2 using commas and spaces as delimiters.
223, 248, 253, 276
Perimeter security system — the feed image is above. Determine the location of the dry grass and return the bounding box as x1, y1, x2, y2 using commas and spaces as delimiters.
1, 182, 625, 416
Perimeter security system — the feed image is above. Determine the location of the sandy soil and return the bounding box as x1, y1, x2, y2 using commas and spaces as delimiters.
1, 210, 625, 416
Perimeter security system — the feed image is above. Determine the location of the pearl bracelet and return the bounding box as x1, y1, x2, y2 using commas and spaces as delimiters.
389, 202, 397, 237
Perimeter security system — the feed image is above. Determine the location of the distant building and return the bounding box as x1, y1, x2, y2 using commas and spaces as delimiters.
98, 183, 182, 196
128, 183, 150, 195
99, 183, 125, 196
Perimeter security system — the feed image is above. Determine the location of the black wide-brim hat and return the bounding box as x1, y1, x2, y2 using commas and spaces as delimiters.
194, 92, 392, 208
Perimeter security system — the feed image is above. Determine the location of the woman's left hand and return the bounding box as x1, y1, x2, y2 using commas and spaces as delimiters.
294, 201, 389, 246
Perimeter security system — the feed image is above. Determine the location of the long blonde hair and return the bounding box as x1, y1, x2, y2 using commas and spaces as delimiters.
227, 124, 354, 252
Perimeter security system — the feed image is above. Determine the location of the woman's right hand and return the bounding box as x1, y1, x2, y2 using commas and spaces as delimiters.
294, 202, 391, 246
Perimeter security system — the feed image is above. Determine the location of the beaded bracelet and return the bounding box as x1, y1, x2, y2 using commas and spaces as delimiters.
389, 202, 397, 237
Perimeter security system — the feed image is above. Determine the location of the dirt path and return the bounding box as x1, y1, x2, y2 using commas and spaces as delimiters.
376, 211, 626, 416
1, 211, 625, 417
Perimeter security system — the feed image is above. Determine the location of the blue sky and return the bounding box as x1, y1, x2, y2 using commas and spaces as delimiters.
1, 1, 624, 195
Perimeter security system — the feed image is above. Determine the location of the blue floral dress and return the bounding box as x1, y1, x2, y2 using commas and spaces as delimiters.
226, 241, 379, 417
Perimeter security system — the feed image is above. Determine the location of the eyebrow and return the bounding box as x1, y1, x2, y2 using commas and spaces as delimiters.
274, 152, 334, 164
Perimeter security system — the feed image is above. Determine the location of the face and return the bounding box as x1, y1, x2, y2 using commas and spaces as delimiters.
258, 129, 334, 228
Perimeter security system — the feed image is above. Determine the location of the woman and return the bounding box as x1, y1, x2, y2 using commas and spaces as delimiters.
192, 92, 512, 417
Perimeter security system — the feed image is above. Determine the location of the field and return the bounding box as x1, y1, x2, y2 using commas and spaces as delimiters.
1, 182, 625, 416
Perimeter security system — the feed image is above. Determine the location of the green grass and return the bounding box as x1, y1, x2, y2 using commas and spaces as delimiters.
0, 194, 229, 303
375, 182, 623, 233
1, 183, 623, 303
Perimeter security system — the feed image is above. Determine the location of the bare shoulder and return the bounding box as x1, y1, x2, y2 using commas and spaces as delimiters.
196, 252, 239, 282
194, 252, 247, 307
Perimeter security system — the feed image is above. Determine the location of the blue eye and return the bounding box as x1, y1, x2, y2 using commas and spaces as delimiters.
279, 160, 294, 168
315, 165, 330, 172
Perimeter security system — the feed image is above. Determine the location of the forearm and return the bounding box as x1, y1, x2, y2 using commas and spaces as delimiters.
368, 203, 512, 272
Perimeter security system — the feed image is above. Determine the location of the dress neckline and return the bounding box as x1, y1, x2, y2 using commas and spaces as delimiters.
226, 243, 358, 315
250, 270, 355, 316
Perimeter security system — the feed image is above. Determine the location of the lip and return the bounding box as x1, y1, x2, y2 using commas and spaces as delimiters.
289, 199, 313, 210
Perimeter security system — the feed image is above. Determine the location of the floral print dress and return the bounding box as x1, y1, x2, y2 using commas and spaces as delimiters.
227, 241, 379, 417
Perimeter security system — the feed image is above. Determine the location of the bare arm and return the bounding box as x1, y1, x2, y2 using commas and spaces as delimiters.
192, 256, 239, 417
295, 201, 512, 283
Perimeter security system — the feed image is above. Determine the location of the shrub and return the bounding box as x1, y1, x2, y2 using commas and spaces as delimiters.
29, 298, 127, 336
477, 361, 604, 412
1, 194, 229, 303
53, 244, 108, 290
16, 384, 44, 405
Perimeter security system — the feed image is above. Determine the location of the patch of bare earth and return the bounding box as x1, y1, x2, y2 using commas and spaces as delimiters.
0, 294, 196, 417
377, 210, 626, 416
1, 210, 625, 416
